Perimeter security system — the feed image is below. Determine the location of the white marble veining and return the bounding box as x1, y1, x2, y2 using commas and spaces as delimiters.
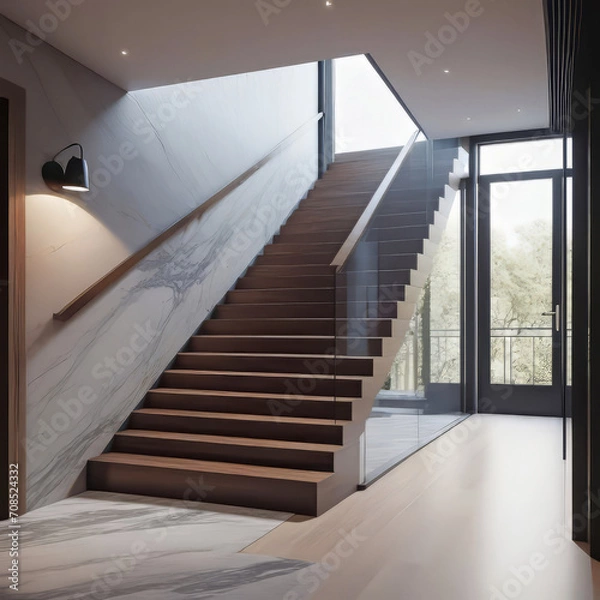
0, 492, 314, 599
0, 17, 319, 510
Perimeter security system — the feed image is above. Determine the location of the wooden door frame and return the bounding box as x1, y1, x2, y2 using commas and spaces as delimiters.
1, 77, 26, 515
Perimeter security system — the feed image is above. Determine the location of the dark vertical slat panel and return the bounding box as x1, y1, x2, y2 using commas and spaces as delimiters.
571, 95, 589, 540
590, 75, 600, 558
545, 0, 588, 542
545, 0, 583, 133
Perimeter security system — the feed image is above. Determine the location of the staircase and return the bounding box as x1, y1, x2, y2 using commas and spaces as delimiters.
88, 141, 468, 516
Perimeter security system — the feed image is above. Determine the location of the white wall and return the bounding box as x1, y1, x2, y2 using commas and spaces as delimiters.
0, 16, 319, 510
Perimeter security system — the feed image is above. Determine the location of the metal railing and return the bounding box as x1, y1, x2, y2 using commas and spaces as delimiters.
387, 327, 573, 391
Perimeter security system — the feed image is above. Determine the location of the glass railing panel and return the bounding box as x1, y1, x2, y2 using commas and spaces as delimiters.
334, 138, 467, 484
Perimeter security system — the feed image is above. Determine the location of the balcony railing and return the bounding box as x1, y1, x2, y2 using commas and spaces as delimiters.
386, 327, 574, 392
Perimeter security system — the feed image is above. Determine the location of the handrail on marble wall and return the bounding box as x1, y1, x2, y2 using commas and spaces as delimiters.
53, 112, 324, 322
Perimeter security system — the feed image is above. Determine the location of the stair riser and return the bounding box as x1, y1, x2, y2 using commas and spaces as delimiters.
247, 264, 419, 280
273, 230, 348, 244
313, 181, 383, 193
227, 285, 408, 304
146, 392, 353, 420
246, 265, 336, 277
214, 302, 398, 319
313, 173, 448, 192
378, 239, 426, 255
215, 304, 335, 319
113, 435, 336, 472
345, 256, 420, 271
262, 243, 341, 256
285, 209, 364, 225
375, 186, 450, 207
200, 320, 392, 337
334, 149, 400, 163
366, 225, 430, 243
130, 412, 346, 444
298, 194, 371, 206
338, 271, 412, 287
227, 289, 334, 303
254, 253, 336, 266
371, 213, 428, 229
388, 175, 452, 191
160, 372, 362, 397
236, 275, 335, 290
175, 355, 374, 376
88, 462, 321, 515
377, 255, 423, 271
375, 199, 433, 214
187, 337, 383, 357
280, 219, 359, 234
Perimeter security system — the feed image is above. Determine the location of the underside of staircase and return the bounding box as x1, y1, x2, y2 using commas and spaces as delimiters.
88, 142, 468, 516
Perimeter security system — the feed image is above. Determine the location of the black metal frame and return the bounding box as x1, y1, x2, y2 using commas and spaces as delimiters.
318, 60, 335, 177
478, 170, 570, 417
468, 132, 572, 423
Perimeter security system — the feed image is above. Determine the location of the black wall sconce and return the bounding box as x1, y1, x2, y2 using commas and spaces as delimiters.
42, 143, 90, 193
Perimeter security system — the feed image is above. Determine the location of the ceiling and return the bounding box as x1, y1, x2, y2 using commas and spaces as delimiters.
0, 0, 550, 138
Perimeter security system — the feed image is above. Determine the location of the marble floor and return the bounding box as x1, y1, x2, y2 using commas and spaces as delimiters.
0, 492, 314, 599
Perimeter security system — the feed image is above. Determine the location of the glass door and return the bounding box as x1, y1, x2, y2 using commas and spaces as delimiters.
478, 173, 566, 416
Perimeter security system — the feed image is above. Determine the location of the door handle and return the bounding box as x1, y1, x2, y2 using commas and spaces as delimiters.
542, 305, 560, 332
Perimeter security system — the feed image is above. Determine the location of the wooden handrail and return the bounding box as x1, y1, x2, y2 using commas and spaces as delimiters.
330, 130, 420, 272
54, 112, 324, 321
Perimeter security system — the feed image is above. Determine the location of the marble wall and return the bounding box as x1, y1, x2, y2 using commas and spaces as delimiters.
0, 16, 319, 510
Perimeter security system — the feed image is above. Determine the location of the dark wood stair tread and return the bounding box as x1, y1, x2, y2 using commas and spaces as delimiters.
190, 335, 382, 339
133, 407, 352, 426
150, 387, 356, 402
90, 453, 332, 483
177, 352, 368, 360
115, 430, 342, 452
163, 369, 362, 382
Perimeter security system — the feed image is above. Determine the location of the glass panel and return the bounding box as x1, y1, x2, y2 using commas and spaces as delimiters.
334, 55, 420, 154
480, 139, 565, 175
419, 187, 464, 446
489, 179, 554, 386
336, 139, 466, 483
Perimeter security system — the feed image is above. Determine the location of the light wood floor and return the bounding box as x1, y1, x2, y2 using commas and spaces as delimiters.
245, 415, 600, 599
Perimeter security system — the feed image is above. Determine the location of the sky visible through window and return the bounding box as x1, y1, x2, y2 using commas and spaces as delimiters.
334, 55, 419, 154
481, 138, 572, 236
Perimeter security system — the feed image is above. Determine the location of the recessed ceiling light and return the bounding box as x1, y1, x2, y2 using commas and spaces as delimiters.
517, 108, 522, 113
325, 1, 333, 7
444, 69, 450, 74
121, 49, 129, 56
466, 117, 472, 121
